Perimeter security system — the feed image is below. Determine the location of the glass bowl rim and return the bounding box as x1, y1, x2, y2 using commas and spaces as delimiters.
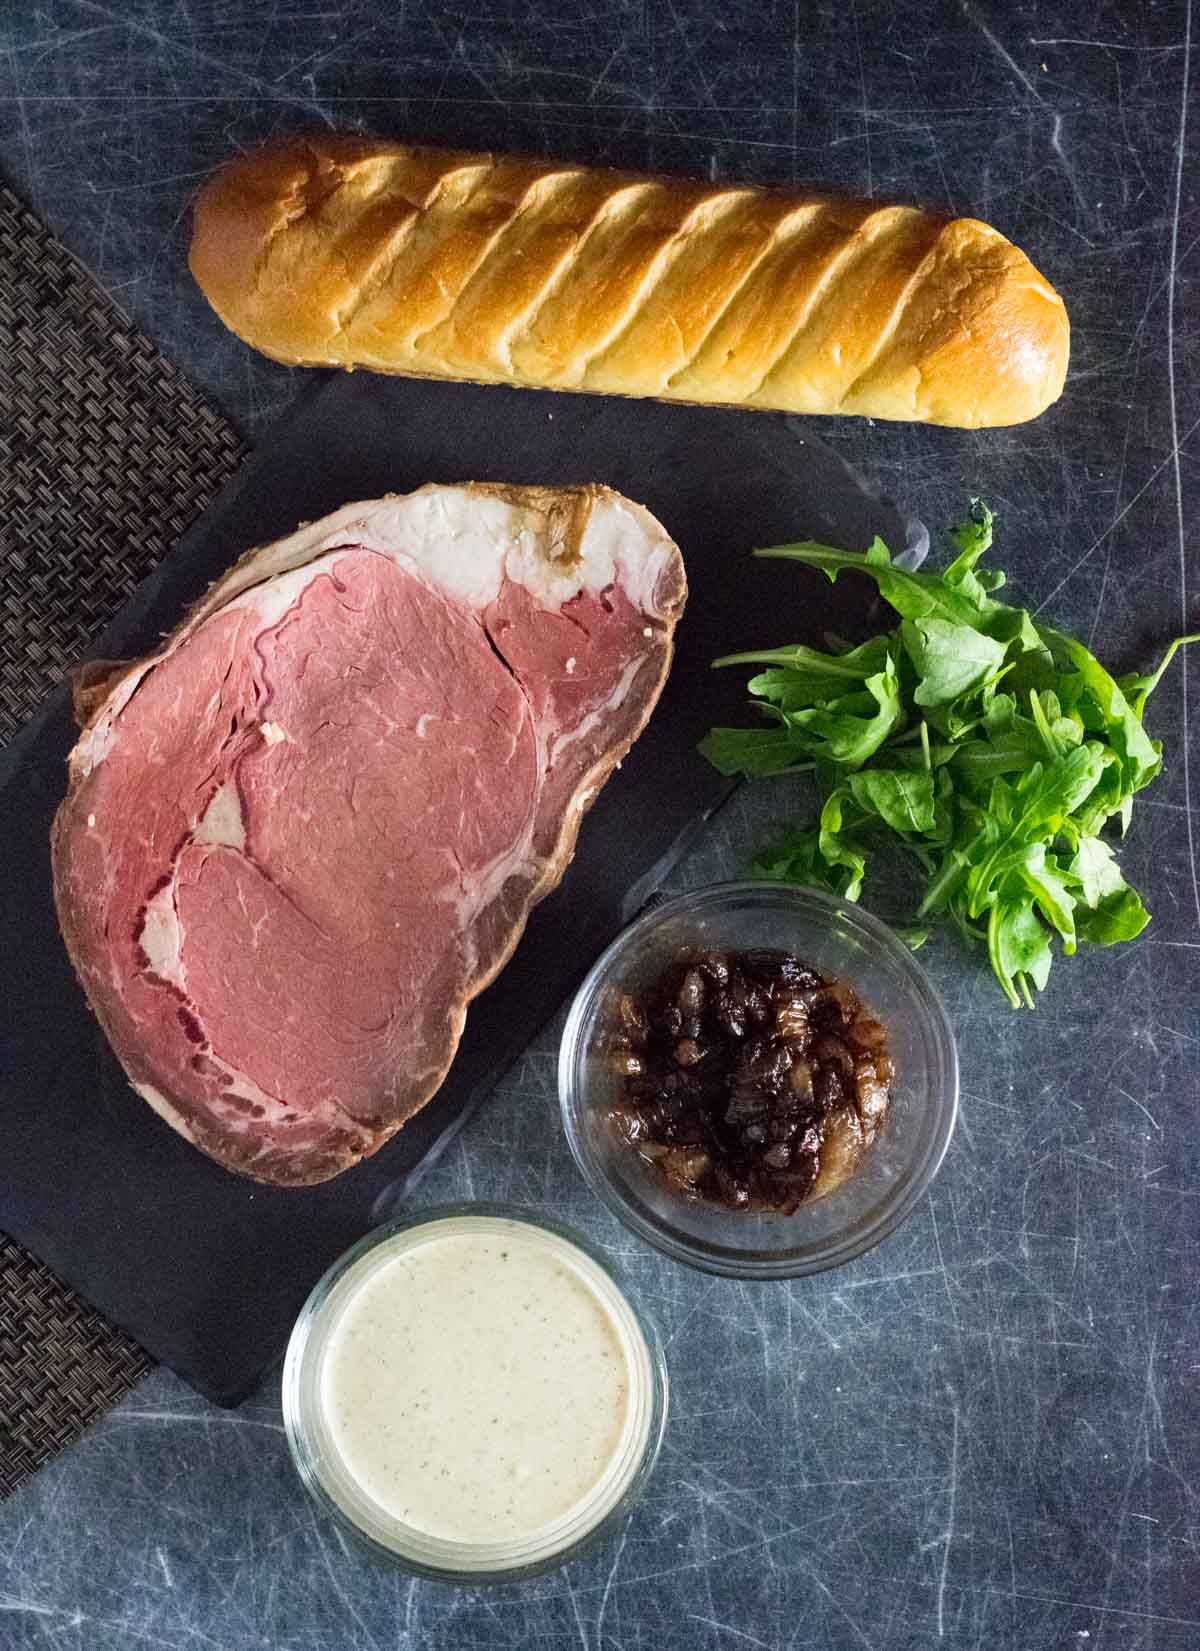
282, 1200, 670, 1582
558, 879, 959, 1280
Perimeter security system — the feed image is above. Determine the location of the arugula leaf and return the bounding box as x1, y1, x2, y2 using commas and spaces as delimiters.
986, 605, 1048, 660
745, 662, 896, 713
750, 826, 829, 887
1067, 837, 1125, 907
749, 818, 867, 901
1069, 749, 1131, 837
743, 669, 816, 713
847, 769, 936, 833
817, 790, 868, 899
697, 724, 811, 778
717, 634, 892, 682
916, 844, 971, 917
757, 539, 987, 627
1075, 886, 1151, 945
964, 745, 1107, 916
901, 616, 1009, 708
942, 501, 998, 607
702, 506, 1193, 1006
988, 897, 1054, 1009
1015, 843, 1077, 952
779, 658, 904, 768
949, 728, 1042, 784
1057, 637, 1162, 790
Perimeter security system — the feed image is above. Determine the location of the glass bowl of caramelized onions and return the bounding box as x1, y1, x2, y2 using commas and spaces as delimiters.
559, 881, 957, 1278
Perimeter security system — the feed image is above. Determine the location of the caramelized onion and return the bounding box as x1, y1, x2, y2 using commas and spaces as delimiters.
605, 948, 892, 1212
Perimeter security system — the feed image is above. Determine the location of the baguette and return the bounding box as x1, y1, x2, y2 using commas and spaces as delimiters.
189, 134, 1069, 429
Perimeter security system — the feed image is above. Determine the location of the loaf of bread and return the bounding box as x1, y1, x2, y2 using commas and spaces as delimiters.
190, 134, 1069, 428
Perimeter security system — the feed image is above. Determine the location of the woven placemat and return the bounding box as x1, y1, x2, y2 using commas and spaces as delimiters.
0, 181, 247, 1495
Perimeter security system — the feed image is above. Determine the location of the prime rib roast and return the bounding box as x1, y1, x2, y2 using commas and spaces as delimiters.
52, 483, 685, 1186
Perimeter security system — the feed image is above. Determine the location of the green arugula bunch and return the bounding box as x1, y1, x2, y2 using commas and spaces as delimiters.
700, 505, 1197, 1006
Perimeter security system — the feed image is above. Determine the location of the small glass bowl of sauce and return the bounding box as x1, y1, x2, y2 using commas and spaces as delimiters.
283, 1205, 667, 1580
559, 882, 958, 1279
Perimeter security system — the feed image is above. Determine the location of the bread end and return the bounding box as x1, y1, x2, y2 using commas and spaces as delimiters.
842, 217, 1069, 428
190, 135, 389, 365
924, 219, 1069, 428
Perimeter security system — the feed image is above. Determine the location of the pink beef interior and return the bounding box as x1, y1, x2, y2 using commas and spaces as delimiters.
53, 486, 684, 1185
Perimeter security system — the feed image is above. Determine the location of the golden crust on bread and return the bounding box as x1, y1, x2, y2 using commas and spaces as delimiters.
190, 135, 1069, 429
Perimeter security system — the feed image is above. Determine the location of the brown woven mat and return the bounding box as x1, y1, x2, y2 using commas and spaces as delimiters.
0, 181, 247, 1495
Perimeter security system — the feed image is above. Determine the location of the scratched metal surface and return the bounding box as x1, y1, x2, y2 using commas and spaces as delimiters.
1, 3, 1197, 1648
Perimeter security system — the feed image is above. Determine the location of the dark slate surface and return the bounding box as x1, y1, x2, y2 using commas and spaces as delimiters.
0, 370, 926, 1403
1, 3, 1197, 1648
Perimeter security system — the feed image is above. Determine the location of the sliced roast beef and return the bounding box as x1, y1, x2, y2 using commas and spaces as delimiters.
53, 483, 685, 1186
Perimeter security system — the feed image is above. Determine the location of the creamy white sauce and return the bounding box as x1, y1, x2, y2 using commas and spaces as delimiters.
315, 1221, 651, 1546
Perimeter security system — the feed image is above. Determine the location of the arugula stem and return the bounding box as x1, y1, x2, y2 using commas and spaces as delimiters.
713, 647, 871, 674
1125, 632, 1200, 718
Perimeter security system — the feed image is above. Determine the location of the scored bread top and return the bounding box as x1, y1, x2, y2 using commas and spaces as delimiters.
190, 134, 1069, 429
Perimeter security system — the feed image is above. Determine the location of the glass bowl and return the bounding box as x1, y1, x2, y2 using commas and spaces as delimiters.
282, 1203, 668, 1582
559, 881, 958, 1278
